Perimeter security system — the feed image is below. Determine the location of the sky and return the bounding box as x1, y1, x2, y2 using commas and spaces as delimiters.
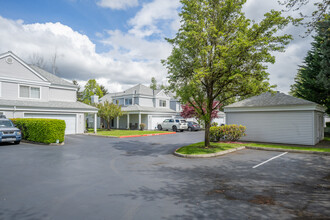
0, 0, 316, 94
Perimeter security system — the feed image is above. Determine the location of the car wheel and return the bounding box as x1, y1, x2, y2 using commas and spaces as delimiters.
14, 141, 20, 145
157, 125, 162, 130
180, 130, 184, 132
172, 126, 177, 132
188, 127, 192, 131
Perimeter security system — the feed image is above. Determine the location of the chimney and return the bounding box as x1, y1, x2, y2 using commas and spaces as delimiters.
91, 95, 99, 104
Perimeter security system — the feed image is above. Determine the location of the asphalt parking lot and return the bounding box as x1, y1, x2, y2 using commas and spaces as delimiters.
0, 131, 329, 220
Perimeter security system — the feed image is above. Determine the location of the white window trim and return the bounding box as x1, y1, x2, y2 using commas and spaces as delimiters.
159, 100, 167, 108
124, 98, 133, 106
18, 84, 41, 100
0, 82, 2, 97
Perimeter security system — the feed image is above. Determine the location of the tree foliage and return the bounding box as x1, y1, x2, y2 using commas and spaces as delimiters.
150, 77, 167, 90
99, 85, 109, 96
72, 80, 83, 101
181, 101, 221, 120
279, 0, 329, 34
97, 101, 123, 130
163, 0, 295, 147
290, 15, 330, 113
82, 79, 104, 104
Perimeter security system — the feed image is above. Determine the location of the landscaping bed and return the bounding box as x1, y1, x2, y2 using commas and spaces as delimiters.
88, 129, 174, 138
175, 140, 330, 158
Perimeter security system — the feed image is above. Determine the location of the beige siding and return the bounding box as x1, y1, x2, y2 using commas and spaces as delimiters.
0, 56, 44, 82
49, 88, 76, 102
226, 111, 314, 145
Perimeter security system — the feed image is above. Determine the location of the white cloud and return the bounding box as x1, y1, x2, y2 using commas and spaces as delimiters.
97, 0, 139, 10
0, 16, 166, 92
128, 0, 181, 37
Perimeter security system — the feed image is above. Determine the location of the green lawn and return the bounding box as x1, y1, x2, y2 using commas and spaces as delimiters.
88, 129, 171, 137
176, 142, 243, 155
245, 143, 330, 153
176, 141, 330, 155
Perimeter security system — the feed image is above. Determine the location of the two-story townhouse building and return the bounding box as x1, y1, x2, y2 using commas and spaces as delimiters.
100, 84, 177, 130
0, 51, 98, 134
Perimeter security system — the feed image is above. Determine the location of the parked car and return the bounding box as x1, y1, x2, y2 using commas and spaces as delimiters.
187, 121, 200, 131
158, 119, 188, 132
0, 115, 22, 144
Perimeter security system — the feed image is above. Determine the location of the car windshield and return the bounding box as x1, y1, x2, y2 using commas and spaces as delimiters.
0, 120, 14, 127
180, 120, 186, 123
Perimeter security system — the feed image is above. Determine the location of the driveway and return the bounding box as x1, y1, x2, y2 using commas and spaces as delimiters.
0, 132, 329, 220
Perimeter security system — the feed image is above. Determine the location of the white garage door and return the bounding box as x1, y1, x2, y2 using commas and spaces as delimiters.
151, 116, 170, 130
226, 111, 314, 145
24, 113, 76, 134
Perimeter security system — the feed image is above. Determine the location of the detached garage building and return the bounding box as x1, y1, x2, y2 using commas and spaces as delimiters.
224, 92, 325, 145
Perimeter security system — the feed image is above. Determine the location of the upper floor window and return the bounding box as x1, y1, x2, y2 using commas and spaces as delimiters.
159, 100, 166, 107
125, 98, 132, 105
19, 85, 40, 99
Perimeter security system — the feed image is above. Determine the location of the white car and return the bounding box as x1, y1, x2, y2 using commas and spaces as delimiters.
158, 119, 188, 132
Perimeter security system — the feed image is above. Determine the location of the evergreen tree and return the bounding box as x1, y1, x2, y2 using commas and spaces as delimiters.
290, 15, 330, 114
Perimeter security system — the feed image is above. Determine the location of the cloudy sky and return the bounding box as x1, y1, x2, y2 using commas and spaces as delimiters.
0, 0, 315, 93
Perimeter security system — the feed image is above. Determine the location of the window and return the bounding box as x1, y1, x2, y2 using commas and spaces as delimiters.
125, 98, 132, 105
19, 85, 40, 99
169, 119, 174, 123
159, 100, 166, 107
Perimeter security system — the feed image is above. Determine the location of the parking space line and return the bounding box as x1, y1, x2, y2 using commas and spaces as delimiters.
252, 152, 288, 169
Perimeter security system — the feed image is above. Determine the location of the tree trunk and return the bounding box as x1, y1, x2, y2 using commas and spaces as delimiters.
108, 119, 111, 131
204, 121, 211, 147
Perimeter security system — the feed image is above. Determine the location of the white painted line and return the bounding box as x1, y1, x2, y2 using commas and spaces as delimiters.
253, 152, 288, 169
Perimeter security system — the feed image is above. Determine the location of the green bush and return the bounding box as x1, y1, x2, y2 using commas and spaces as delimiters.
211, 122, 218, 127
140, 123, 146, 131
210, 124, 246, 142
11, 118, 66, 144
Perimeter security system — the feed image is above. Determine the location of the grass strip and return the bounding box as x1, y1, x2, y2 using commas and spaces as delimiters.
177, 141, 330, 155
88, 129, 170, 137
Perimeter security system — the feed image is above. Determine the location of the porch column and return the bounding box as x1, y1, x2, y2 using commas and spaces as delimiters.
117, 116, 119, 129
94, 113, 97, 134
138, 113, 141, 127
127, 114, 130, 129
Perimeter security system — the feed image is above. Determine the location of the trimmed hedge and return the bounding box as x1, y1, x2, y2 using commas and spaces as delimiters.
210, 124, 246, 142
11, 118, 66, 144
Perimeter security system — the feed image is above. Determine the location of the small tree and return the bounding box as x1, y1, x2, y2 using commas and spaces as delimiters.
181, 101, 221, 120
97, 101, 123, 130
82, 79, 104, 104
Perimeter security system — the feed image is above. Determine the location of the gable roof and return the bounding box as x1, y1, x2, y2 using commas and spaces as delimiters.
29, 65, 76, 88
124, 84, 154, 96
225, 92, 317, 108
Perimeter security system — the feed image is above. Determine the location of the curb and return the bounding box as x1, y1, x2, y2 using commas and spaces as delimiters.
246, 146, 330, 156
21, 140, 64, 146
82, 132, 176, 139
173, 146, 246, 158
119, 132, 176, 138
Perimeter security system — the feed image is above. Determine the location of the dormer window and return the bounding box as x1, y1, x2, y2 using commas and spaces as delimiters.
125, 98, 132, 106
159, 100, 166, 107
19, 85, 40, 99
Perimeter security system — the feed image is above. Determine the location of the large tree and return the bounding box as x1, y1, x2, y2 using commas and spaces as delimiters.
279, 0, 329, 34
97, 101, 123, 130
72, 80, 83, 101
290, 15, 330, 114
82, 79, 104, 104
163, 0, 295, 147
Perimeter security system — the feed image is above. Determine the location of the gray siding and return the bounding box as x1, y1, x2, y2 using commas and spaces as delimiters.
0, 56, 44, 82
226, 111, 314, 145
0, 82, 49, 101
139, 97, 153, 107
49, 88, 76, 102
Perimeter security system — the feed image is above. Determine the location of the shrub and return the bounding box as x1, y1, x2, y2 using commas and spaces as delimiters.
210, 124, 246, 142
11, 118, 66, 144
211, 122, 218, 127
140, 123, 146, 131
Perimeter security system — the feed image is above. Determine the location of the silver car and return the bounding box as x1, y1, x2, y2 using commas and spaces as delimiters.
158, 119, 188, 132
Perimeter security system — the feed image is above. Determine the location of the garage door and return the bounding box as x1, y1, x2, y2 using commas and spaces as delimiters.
24, 113, 76, 134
